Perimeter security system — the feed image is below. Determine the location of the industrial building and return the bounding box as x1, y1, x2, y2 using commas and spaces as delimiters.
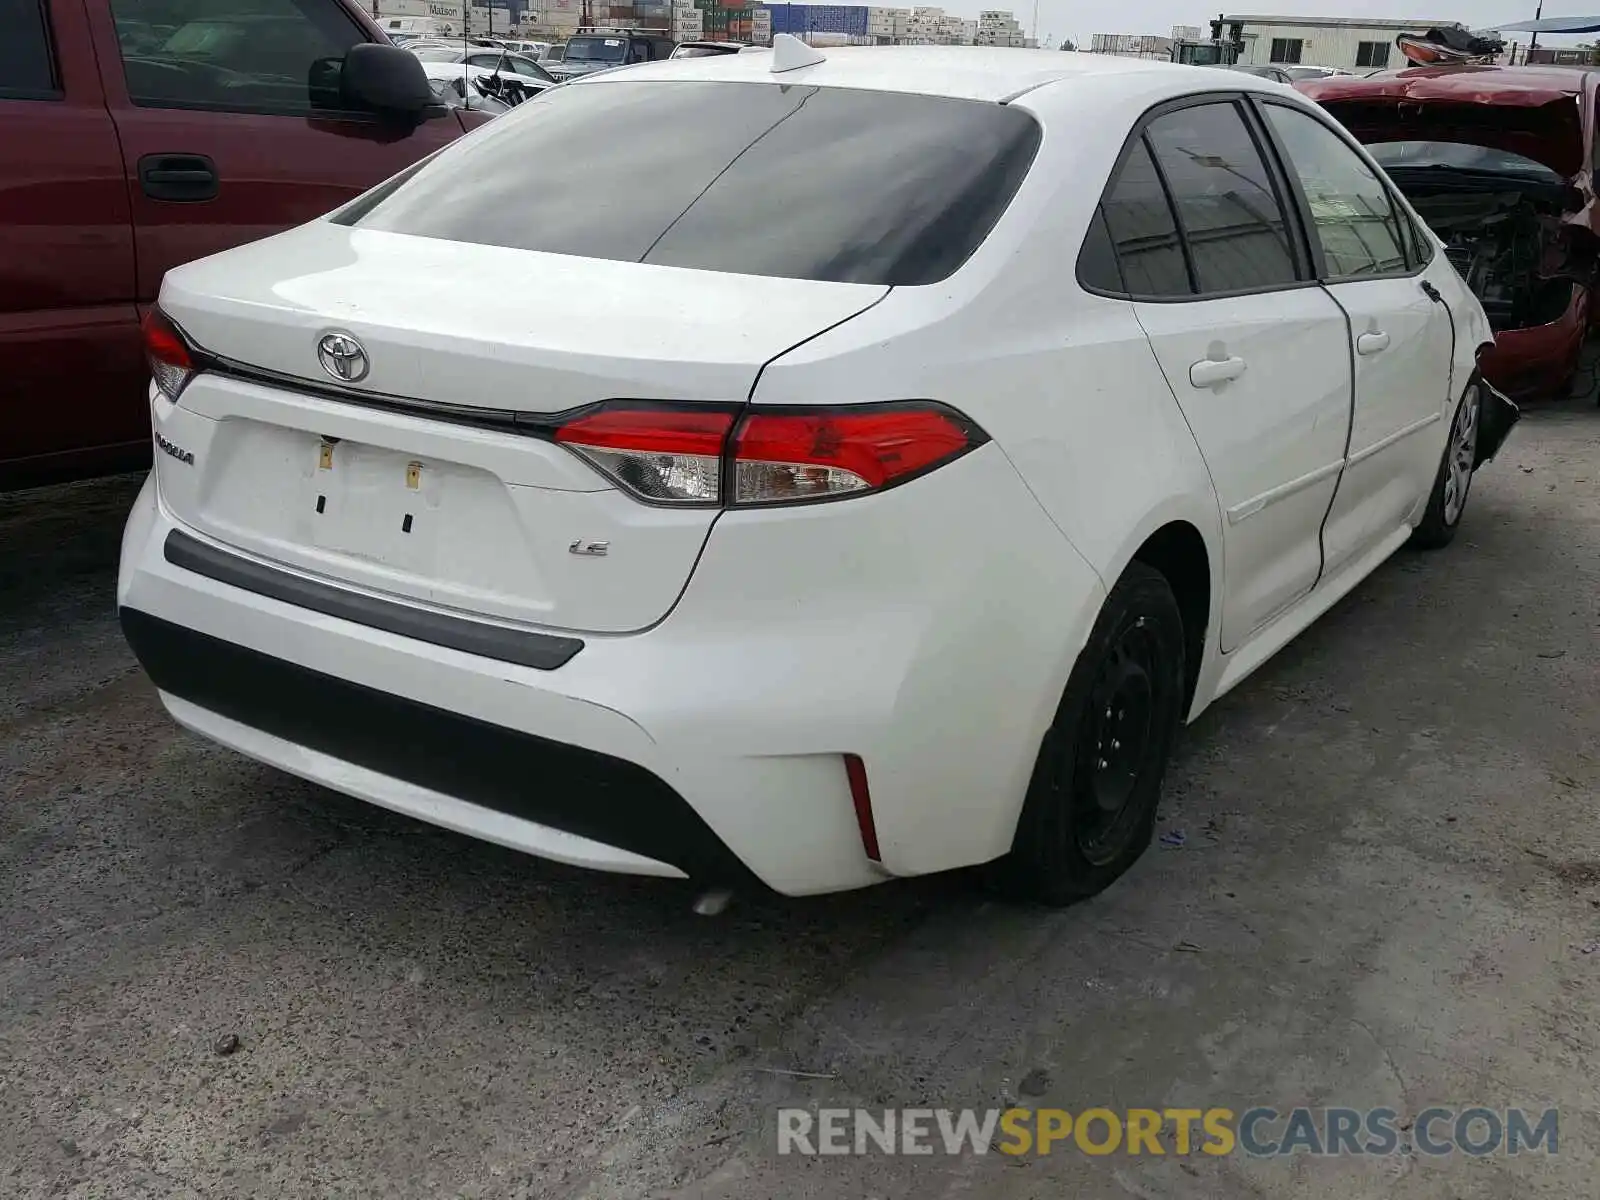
1221, 14, 1473, 71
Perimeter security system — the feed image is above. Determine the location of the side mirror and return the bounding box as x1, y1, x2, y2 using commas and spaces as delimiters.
341, 43, 435, 119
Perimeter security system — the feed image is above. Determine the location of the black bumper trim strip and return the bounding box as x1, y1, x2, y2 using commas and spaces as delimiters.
163, 529, 583, 671
119, 608, 756, 885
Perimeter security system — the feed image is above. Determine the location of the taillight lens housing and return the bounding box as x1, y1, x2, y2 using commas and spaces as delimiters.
552, 401, 986, 507
142, 308, 195, 400
731, 405, 981, 505
555, 405, 733, 505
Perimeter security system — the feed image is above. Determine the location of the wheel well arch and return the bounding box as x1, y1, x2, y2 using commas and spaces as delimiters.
1129, 520, 1211, 711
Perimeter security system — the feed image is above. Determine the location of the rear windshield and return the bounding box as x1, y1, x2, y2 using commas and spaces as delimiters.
338, 81, 1041, 286
1368, 140, 1563, 181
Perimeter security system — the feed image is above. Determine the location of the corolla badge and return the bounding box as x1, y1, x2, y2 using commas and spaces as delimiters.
154, 431, 194, 466
317, 331, 369, 383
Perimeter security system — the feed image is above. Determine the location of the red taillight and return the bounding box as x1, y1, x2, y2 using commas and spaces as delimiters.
141, 308, 195, 400
554, 406, 734, 504
844, 754, 881, 862
552, 401, 984, 508
731, 406, 979, 505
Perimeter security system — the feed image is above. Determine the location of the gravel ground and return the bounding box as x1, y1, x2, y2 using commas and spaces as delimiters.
2, 398, 1598, 1199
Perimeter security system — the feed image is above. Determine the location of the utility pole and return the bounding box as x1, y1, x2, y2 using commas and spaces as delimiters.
1531, 0, 1543, 50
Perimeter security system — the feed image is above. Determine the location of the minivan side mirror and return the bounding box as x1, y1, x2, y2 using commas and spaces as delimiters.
341, 43, 435, 119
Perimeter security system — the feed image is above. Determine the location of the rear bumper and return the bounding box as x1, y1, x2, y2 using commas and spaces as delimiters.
119, 441, 1104, 895
1480, 285, 1588, 400
1475, 378, 1520, 468
121, 606, 750, 884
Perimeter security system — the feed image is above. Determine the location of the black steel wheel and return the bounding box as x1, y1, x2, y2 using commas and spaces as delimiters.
991, 562, 1187, 906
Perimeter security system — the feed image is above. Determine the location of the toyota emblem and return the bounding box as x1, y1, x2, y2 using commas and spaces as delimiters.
317, 331, 369, 383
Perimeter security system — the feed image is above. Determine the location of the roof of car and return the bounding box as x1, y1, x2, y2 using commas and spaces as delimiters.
574, 44, 1194, 102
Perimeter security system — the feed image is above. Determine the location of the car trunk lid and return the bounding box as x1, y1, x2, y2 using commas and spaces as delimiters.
1303, 69, 1587, 179
155, 221, 887, 635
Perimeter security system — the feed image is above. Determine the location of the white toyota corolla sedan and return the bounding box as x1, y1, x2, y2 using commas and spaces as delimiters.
119, 40, 1516, 903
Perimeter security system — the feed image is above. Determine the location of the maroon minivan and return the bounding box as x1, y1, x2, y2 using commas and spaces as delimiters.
1, 0, 484, 487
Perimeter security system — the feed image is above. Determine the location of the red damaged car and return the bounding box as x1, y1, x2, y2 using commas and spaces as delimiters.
1303, 66, 1600, 399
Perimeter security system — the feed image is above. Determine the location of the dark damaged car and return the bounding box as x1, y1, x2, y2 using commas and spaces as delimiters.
1303, 66, 1600, 399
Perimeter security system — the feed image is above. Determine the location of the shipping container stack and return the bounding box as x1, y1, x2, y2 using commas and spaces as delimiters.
589, 0, 706, 39
673, 0, 703, 40
693, 0, 747, 42
634, 0, 668, 30
765, 3, 871, 45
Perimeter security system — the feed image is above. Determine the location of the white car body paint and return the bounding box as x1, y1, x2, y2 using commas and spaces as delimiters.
119, 48, 1496, 894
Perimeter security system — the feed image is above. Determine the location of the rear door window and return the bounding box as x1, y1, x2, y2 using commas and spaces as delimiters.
1260, 103, 1409, 280
108, 0, 366, 116
1143, 102, 1301, 295
1, 0, 60, 100
341, 81, 1042, 286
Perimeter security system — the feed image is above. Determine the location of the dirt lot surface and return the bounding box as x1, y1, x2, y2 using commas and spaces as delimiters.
3, 401, 1598, 1198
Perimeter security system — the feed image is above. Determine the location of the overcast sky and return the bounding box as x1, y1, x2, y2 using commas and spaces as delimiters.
926, 0, 1590, 51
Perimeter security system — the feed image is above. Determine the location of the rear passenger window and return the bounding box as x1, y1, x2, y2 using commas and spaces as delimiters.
109, 0, 366, 116
1144, 102, 1300, 294
1100, 138, 1191, 297
1260, 103, 1409, 279
1, 0, 60, 99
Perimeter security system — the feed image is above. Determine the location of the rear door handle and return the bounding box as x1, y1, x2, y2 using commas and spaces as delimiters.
1189, 355, 1247, 388
1356, 330, 1391, 356
138, 153, 219, 202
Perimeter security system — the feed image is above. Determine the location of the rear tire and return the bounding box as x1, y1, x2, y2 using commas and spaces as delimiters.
989, 562, 1186, 907
1410, 382, 1481, 550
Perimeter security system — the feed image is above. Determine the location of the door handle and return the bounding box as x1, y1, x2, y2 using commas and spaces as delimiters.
138, 153, 219, 202
1356, 330, 1391, 356
1188, 355, 1247, 388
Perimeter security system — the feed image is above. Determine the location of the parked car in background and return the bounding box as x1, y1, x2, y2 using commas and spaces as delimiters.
498, 39, 553, 58
545, 31, 674, 79
373, 16, 450, 43
1302, 65, 1600, 398
1227, 64, 1293, 83
1, 0, 486, 488
410, 45, 557, 97
121, 46, 1513, 904
1281, 64, 1350, 81
419, 63, 527, 112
